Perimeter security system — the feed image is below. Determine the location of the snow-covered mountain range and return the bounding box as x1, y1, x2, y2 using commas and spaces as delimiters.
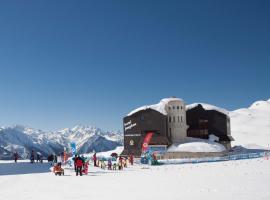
0, 125, 123, 160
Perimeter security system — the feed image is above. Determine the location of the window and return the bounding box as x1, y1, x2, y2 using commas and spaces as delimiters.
181, 106, 183, 110
168, 106, 171, 110
169, 116, 171, 123
173, 116, 175, 122
173, 106, 175, 109
177, 106, 179, 109
181, 116, 183, 122
140, 115, 145, 121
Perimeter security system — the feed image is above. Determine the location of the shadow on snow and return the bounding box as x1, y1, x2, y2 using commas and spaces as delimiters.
0, 162, 50, 176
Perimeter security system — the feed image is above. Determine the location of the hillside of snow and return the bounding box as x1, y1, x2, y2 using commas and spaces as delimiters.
0, 125, 123, 159
230, 99, 270, 148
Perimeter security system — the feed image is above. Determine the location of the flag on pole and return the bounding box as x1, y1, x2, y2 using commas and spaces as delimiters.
70, 142, 76, 156
63, 147, 68, 162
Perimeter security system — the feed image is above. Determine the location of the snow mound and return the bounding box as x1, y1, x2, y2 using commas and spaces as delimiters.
230, 99, 270, 148
127, 97, 183, 116
186, 103, 229, 115
167, 141, 226, 153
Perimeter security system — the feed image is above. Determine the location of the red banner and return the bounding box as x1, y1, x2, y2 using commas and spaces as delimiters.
141, 132, 154, 152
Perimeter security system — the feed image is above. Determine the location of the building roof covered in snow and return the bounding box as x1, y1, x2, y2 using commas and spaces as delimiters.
127, 97, 183, 116
186, 103, 229, 115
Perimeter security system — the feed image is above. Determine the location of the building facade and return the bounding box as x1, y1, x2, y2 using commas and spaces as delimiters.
164, 99, 187, 142
121, 108, 171, 156
186, 104, 234, 149
122, 98, 233, 157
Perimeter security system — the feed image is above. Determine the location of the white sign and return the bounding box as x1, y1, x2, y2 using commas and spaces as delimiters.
124, 120, 137, 131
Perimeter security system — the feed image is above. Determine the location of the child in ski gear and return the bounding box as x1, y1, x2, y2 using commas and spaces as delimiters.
100, 160, 105, 169
113, 163, 117, 170
108, 158, 112, 170
82, 161, 89, 175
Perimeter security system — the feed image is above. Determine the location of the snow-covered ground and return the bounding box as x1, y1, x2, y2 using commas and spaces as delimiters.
0, 158, 270, 200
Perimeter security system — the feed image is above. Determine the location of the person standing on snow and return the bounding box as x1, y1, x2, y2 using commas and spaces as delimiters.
93, 153, 97, 167
73, 155, 78, 172
108, 158, 112, 170
118, 156, 123, 170
75, 155, 84, 176
30, 150, 35, 163
36, 153, 40, 163
129, 154, 134, 165
14, 152, 19, 163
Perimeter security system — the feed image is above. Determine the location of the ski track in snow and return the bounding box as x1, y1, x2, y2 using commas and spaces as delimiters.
0, 158, 270, 200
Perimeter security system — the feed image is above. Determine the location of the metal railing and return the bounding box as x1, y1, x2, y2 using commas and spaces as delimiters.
158, 151, 270, 165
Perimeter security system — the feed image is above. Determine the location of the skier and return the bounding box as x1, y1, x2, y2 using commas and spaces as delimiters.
75, 155, 84, 176
30, 150, 35, 163
14, 152, 19, 163
93, 153, 97, 167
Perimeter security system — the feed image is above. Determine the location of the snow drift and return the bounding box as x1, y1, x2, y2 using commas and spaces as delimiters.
167, 137, 226, 153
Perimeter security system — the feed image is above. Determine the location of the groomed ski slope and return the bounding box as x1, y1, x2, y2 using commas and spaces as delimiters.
0, 158, 270, 200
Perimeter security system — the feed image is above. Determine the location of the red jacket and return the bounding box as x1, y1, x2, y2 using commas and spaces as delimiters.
75, 158, 84, 167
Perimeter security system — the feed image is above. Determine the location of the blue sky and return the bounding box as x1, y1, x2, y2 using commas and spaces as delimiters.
0, 0, 269, 131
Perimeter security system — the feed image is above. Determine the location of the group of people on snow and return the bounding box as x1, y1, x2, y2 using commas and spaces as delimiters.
92, 153, 134, 171
12, 148, 135, 177
72, 155, 89, 176
68, 153, 134, 176
30, 150, 43, 163
13, 150, 44, 163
